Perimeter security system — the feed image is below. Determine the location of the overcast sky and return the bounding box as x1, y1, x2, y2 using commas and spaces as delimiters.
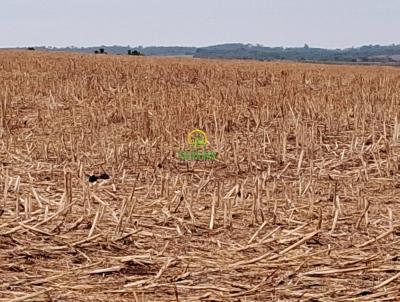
1, 0, 399, 49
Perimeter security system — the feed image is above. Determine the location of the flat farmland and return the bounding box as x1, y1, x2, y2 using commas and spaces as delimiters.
1, 51, 400, 301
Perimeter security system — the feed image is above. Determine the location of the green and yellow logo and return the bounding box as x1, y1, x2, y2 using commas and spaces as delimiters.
187, 129, 208, 147
178, 129, 217, 161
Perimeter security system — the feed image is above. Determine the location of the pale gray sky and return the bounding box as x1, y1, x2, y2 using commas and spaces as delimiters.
1, 0, 399, 48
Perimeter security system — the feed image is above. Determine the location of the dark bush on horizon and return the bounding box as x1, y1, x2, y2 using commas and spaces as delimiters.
94, 48, 107, 54
128, 49, 144, 56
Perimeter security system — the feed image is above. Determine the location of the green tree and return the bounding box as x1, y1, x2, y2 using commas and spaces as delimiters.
131, 50, 143, 56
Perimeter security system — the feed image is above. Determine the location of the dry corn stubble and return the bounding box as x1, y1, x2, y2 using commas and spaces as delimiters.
0, 50, 400, 301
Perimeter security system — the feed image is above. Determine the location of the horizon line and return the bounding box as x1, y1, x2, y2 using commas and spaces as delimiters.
1, 42, 400, 51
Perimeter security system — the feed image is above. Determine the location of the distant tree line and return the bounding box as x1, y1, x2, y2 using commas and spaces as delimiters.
193, 43, 400, 63
92, 48, 144, 56
19, 44, 400, 63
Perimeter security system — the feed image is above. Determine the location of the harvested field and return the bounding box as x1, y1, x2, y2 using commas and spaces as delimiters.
1, 51, 400, 301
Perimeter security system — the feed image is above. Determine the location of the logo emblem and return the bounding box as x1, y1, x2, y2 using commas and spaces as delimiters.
187, 129, 208, 148
177, 129, 217, 161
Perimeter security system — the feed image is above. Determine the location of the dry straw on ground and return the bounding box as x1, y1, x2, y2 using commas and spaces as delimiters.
1, 51, 400, 301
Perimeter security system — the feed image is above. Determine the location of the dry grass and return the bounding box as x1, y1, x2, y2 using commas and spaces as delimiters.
1, 51, 400, 301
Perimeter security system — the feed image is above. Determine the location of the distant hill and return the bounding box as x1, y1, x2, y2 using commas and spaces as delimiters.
195, 43, 400, 63
9, 43, 400, 64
